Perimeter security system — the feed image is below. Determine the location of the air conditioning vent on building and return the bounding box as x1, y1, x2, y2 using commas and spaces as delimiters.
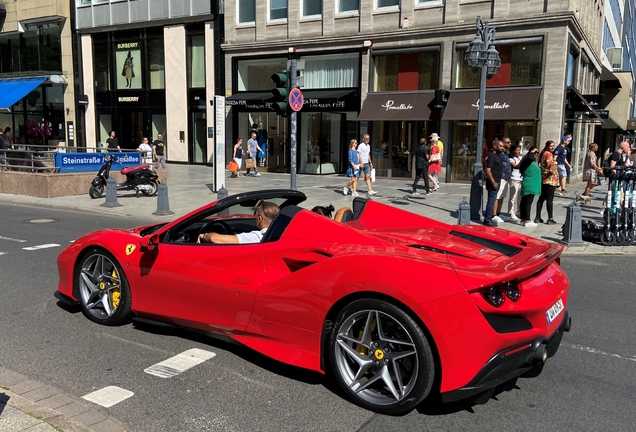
606, 47, 623, 70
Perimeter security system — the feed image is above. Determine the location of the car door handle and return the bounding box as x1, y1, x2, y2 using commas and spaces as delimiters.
233, 277, 251, 285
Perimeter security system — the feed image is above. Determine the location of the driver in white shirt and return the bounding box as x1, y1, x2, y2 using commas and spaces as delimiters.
197, 201, 280, 244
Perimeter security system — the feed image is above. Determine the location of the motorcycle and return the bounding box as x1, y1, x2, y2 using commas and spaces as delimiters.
89, 154, 160, 199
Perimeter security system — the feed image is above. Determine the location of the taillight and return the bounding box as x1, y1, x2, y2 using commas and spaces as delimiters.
481, 281, 522, 307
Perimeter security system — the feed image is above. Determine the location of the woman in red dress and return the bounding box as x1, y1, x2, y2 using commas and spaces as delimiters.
428, 142, 441, 190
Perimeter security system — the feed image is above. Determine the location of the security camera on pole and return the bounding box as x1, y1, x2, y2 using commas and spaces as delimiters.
464, 16, 501, 221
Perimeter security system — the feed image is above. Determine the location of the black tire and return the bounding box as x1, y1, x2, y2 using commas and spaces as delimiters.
142, 181, 159, 196
328, 298, 435, 415
600, 231, 614, 246
89, 185, 104, 199
75, 248, 132, 325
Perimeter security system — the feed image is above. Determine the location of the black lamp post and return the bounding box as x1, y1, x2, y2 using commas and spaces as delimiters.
464, 16, 501, 221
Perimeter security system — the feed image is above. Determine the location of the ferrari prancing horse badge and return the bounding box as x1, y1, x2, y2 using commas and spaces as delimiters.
126, 244, 136, 255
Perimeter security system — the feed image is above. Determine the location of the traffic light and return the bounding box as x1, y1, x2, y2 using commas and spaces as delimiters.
271, 70, 290, 116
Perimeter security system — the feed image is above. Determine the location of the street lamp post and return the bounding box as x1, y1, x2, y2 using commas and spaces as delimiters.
464, 16, 501, 221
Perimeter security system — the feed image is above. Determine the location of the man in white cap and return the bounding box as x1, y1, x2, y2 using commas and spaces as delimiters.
429, 133, 444, 185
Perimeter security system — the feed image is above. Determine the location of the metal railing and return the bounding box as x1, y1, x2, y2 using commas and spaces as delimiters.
0, 144, 148, 173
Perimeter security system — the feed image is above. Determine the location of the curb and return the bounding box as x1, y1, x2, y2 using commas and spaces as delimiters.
0, 367, 129, 432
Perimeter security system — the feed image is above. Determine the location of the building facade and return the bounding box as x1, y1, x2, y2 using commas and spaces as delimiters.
74, 0, 221, 164
223, 0, 605, 181
0, 0, 76, 149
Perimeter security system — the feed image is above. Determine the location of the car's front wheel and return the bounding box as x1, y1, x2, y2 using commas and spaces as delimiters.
76, 249, 132, 325
329, 298, 435, 415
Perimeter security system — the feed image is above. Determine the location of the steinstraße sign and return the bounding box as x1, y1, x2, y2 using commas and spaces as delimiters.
55, 152, 141, 173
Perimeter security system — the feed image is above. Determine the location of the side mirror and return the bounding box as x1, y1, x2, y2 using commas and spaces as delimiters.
139, 234, 159, 252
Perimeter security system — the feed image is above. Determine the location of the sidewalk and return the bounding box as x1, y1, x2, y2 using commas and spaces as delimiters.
0, 367, 127, 432
0, 164, 633, 255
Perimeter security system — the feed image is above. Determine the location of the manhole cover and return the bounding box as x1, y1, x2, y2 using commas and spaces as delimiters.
23, 218, 60, 224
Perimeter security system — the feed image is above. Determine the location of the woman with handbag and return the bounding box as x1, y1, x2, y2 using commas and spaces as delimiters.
343, 139, 360, 197
232, 138, 243, 178
579, 143, 600, 201
427, 141, 442, 190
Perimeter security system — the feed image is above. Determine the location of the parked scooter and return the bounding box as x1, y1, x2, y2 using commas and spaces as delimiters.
89, 154, 160, 199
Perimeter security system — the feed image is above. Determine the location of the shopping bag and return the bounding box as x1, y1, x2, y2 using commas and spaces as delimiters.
371, 168, 376, 183
227, 161, 238, 172
245, 158, 256, 169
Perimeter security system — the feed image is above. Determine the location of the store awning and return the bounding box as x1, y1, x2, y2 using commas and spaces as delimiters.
301, 89, 358, 110
225, 92, 272, 106
442, 88, 542, 121
358, 92, 435, 121
565, 86, 603, 121
0, 77, 48, 110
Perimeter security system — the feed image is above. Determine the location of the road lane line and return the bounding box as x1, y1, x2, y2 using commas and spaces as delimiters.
144, 348, 216, 378
0, 236, 27, 242
22, 243, 61, 251
0, 252, 7, 256
564, 343, 636, 362
82, 386, 134, 407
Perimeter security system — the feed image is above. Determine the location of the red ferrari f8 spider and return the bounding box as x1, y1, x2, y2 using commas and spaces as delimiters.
56, 190, 571, 415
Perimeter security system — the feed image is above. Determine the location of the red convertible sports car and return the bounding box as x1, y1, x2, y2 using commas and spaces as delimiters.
56, 189, 571, 415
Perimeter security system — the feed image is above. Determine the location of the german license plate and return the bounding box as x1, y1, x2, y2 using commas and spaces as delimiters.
546, 299, 564, 324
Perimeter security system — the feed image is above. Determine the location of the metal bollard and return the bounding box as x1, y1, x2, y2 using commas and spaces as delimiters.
153, 183, 174, 215
562, 201, 585, 246
101, 177, 121, 207
457, 196, 471, 225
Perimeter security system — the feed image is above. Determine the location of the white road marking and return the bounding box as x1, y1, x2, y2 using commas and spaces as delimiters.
22, 243, 61, 251
565, 343, 636, 362
82, 386, 134, 407
0, 252, 7, 256
0, 236, 27, 242
144, 348, 216, 378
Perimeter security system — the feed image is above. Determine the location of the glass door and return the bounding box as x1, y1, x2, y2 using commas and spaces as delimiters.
190, 111, 207, 164
120, 111, 143, 151
299, 112, 343, 174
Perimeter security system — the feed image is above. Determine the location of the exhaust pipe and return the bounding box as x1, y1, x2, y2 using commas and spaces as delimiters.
564, 316, 572, 332
534, 343, 548, 363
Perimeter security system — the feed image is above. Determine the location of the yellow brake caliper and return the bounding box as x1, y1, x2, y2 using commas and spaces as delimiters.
110, 269, 121, 309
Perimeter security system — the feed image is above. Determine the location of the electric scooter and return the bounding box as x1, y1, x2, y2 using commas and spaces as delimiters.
89, 154, 160, 199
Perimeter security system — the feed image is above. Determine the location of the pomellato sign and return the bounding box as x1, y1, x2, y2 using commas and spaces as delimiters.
471, 99, 510, 110
381, 100, 414, 111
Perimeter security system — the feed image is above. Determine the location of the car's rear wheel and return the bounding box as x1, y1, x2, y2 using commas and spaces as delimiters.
329, 298, 435, 415
76, 249, 132, 325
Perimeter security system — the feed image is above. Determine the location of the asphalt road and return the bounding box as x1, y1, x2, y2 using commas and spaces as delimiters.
0, 202, 634, 432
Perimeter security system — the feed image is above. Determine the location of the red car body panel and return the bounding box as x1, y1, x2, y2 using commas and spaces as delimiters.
57, 192, 570, 398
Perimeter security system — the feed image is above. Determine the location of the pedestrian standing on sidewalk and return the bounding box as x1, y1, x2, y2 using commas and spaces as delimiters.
483, 139, 504, 226
493, 137, 512, 222
153, 133, 166, 169
246, 131, 262, 177
429, 133, 444, 186
519, 146, 541, 227
580, 143, 600, 199
137, 137, 153, 164
106, 131, 121, 152
535, 140, 558, 224
427, 140, 441, 190
343, 139, 360, 197
358, 134, 377, 195
554, 136, 571, 194
411, 138, 431, 195
507, 141, 523, 221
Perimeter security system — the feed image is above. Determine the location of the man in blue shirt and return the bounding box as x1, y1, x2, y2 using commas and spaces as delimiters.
554, 135, 572, 194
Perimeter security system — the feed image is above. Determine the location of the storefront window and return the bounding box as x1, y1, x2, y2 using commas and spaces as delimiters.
187, 34, 205, 88
301, 53, 359, 89
115, 44, 142, 90
300, 112, 342, 174
21, 28, 41, 72
236, 57, 287, 91
147, 38, 165, 89
237, 112, 288, 172
94, 40, 110, 91
373, 51, 439, 91
456, 42, 542, 88
41, 24, 62, 71
0, 23, 62, 73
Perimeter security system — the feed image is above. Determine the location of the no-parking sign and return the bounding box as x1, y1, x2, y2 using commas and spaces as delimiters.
289, 88, 304, 112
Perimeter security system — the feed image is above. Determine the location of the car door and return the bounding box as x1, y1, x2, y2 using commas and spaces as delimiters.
134, 242, 265, 333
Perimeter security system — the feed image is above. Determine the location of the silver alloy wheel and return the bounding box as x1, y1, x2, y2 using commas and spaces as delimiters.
79, 253, 122, 320
334, 309, 419, 406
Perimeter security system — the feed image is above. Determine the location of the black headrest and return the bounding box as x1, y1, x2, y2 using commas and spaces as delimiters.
260, 205, 302, 243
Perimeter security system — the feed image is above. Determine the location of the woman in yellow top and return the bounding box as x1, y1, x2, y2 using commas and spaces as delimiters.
534, 140, 558, 224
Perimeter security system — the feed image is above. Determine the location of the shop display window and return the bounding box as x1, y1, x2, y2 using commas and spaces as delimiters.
373, 51, 439, 91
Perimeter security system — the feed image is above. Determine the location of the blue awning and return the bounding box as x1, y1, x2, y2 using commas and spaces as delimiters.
0, 77, 48, 110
